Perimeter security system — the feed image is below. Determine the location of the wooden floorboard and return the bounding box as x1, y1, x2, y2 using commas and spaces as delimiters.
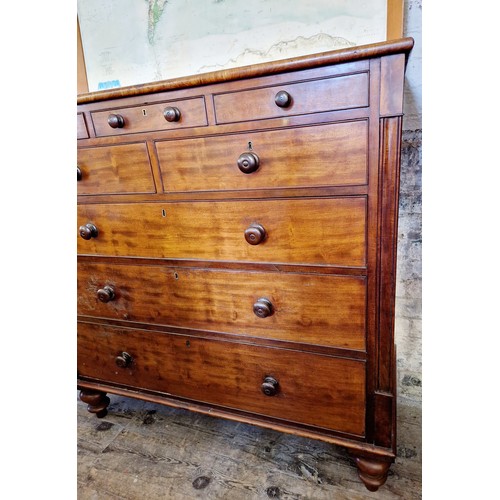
77, 393, 421, 499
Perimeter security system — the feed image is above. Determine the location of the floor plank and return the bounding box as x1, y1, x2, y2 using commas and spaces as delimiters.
77, 393, 421, 499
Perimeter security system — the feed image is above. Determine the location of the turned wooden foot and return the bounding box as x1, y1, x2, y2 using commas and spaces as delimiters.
354, 456, 391, 492
79, 389, 110, 418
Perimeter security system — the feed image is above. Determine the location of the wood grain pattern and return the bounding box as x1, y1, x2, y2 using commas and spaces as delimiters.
91, 97, 208, 137
156, 120, 368, 193
76, 39, 414, 491
77, 143, 156, 195
77, 396, 421, 499
77, 197, 367, 267
77, 113, 89, 140
77, 262, 367, 349
213, 72, 368, 124
77, 38, 414, 104
380, 54, 406, 116
387, 0, 404, 40
77, 322, 366, 436
376, 116, 402, 393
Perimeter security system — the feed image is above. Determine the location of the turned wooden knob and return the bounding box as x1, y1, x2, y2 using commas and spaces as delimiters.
163, 106, 181, 122
237, 152, 260, 174
253, 298, 274, 318
79, 223, 98, 240
244, 224, 266, 245
261, 376, 279, 396
77, 166, 82, 181
275, 90, 292, 108
115, 352, 132, 368
97, 285, 115, 303
107, 113, 125, 128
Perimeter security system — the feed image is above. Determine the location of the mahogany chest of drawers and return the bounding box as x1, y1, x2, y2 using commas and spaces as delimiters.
77, 38, 414, 491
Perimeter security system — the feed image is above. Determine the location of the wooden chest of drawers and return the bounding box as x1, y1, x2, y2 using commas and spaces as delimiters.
77, 38, 413, 492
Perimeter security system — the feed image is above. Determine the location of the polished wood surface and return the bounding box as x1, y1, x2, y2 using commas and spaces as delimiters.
354, 456, 392, 492
77, 197, 366, 266
77, 38, 413, 491
77, 143, 155, 195
79, 388, 109, 418
156, 120, 368, 192
77, 113, 89, 140
387, 0, 404, 40
91, 97, 208, 137
77, 38, 413, 104
77, 322, 366, 436
213, 72, 368, 124
77, 262, 366, 349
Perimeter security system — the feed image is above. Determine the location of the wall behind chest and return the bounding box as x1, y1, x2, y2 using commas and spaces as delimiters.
396, 0, 421, 406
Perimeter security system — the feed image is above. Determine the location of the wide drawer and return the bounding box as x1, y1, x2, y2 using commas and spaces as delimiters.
213, 72, 368, 124
77, 198, 366, 267
156, 120, 368, 193
78, 322, 366, 435
91, 97, 207, 137
77, 262, 366, 350
77, 143, 155, 195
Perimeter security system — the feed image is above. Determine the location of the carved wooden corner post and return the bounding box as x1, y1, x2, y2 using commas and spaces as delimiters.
350, 51, 407, 491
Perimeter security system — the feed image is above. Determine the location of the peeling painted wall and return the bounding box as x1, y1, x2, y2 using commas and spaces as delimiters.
397, 0, 422, 405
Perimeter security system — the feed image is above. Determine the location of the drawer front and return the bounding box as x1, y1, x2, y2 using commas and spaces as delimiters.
77, 143, 155, 195
157, 121, 368, 192
214, 72, 368, 124
77, 198, 366, 267
78, 263, 366, 349
77, 113, 89, 139
91, 97, 207, 137
78, 322, 366, 435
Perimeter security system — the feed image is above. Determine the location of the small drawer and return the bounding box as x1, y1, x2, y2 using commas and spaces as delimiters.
77, 113, 89, 139
157, 120, 367, 192
213, 72, 369, 124
77, 322, 366, 436
77, 197, 366, 267
77, 143, 155, 195
91, 97, 207, 137
78, 262, 366, 350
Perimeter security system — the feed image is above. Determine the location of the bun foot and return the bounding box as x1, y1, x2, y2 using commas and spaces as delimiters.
79, 389, 110, 418
354, 456, 391, 492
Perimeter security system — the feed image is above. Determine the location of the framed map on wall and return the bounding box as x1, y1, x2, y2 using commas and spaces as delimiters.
77, 0, 401, 94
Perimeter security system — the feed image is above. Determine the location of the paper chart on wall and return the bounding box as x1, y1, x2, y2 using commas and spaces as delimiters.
78, 0, 387, 92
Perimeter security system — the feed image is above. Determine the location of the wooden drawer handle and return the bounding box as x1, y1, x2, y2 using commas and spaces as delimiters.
77, 166, 82, 181
253, 298, 273, 318
97, 285, 115, 303
107, 113, 125, 128
244, 223, 266, 245
237, 152, 260, 174
163, 106, 181, 122
275, 90, 292, 108
261, 376, 279, 396
79, 223, 98, 240
115, 352, 132, 368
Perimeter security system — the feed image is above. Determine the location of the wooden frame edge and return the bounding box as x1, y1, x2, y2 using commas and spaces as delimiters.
77, 16, 89, 95
387, 0, 404, 40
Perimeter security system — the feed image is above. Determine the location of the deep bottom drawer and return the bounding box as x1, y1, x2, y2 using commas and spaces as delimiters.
78, 322, 366, 436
